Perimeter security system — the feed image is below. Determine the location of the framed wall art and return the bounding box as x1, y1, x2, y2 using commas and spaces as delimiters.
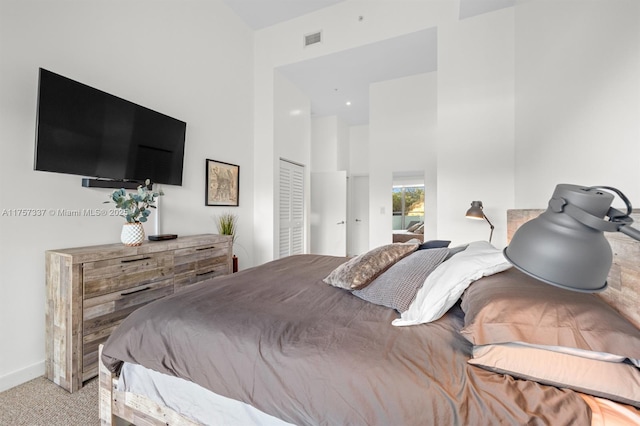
206, 159, 240, 206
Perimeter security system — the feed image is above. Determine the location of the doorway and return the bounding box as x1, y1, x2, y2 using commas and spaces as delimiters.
310, 171, 347, 256
278, 159, 305, 258
392, 172, 425, 242
348, 175, 369, 256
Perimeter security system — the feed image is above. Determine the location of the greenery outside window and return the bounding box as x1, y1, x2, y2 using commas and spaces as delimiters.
392, 185, 425, 230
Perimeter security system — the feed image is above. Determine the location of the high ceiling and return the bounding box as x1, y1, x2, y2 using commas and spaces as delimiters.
222, 0, 346, 30
223, 0, 515, 125
277, 28, 437, 125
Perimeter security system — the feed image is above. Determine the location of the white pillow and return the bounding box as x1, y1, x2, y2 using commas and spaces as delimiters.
392, 241, 511, 326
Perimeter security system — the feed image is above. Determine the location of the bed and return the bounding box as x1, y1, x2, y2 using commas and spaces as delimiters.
99, 209, 640, 425
392, 230, 424, 243
392, 221, 425, 243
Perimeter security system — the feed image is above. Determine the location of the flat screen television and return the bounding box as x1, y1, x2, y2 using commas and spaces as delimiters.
34, 68, 186, 186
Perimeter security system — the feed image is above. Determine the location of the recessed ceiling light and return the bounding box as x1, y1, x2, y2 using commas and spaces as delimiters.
345, 101, 352, 106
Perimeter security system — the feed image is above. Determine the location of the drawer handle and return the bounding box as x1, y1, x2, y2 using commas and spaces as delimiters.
121, 286, 151, 296
196, 271, 212, 276
196, 246, 216, 251
121, 256, 151, 263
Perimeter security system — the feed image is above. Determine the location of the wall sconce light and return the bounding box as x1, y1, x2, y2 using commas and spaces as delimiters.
504, 184, 640, 293
466, 200, 494, 242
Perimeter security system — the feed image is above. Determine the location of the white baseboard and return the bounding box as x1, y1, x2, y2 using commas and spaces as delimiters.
0, 360, 45, 392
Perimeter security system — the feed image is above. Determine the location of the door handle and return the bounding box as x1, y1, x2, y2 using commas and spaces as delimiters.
355, 219, 362, 222
336, 221, 345, 225
121, 286, 151, 296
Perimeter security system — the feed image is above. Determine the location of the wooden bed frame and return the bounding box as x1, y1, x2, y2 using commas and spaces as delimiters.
98, 350, 199, 425
99, 209, 640, 426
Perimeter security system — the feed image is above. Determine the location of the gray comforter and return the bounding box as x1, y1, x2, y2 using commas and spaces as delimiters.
101, 254, 590, 425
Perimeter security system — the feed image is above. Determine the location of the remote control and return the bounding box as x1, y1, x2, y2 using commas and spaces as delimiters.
148, 234, 178, 241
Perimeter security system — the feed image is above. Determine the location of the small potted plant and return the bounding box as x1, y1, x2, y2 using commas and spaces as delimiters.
215, 212, 238, 271
106, 179, 164, 246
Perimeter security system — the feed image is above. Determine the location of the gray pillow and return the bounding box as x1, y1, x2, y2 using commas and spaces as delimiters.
352, 248, 449, 312
417, 240, 451, 250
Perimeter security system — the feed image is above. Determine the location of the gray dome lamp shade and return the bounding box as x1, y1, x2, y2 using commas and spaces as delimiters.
504, 184, 640, 293
466, 201, 494, 242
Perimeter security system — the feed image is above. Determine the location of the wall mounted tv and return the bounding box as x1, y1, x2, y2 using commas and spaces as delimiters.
34, 68, 186, 187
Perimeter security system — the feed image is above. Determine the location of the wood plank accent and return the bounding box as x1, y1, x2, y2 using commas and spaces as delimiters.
45, 253, 83, 391
46, 234, 232, 392
507, 209, 640, 329
99, 345, 200, 426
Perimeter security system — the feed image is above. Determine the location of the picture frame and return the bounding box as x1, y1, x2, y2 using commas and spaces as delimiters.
206, 159, 240, 206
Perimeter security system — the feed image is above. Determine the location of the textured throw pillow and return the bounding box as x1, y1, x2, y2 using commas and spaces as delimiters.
323, 243, 418, 290
417, 240, 451, 250
469, 343, 640, 408
392, 241, 511, 326
460, 267, 640, 361
352, 248, 449, 312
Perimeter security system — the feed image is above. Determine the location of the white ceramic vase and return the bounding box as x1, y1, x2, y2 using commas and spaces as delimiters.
121, 222, 145, 246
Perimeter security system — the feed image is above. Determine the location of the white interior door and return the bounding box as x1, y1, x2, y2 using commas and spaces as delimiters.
279, 160, 305, 258
310, 171, 347, 256
348, 175, 369, 256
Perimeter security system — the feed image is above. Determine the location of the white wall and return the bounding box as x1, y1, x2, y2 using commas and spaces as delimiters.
252, 0, 457, 264
337, 117, 350, 172
273, 71, 312, 254
349, 125, 369, 175
311, 116, 339, 172
514, 0, 640, 207
436, 0, 639, 248
311, 115, 350, 172
437, 7, 515, 248
369, 72, 438, 248
0, 0, 254, 391
255, 0, 639, 259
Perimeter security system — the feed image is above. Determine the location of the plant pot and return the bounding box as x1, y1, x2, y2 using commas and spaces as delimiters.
121, 223, 145, 246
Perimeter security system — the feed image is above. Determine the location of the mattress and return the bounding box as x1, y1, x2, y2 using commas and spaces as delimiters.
118, 362, 292, 425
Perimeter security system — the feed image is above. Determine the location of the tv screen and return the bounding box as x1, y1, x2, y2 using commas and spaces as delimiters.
34, 68, 186, 186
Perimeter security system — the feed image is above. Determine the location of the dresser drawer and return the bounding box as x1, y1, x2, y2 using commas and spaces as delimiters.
174, 245, 230, 290
83, 252, 173, 298
82, 278, 174, 378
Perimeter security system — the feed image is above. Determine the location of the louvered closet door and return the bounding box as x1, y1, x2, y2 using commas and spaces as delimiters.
279, 160, 305, 258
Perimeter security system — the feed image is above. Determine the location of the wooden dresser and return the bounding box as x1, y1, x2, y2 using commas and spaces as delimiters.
45, 234, 232, 392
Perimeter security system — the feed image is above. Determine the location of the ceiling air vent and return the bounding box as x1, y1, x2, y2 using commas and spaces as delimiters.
304, 31, 322, 47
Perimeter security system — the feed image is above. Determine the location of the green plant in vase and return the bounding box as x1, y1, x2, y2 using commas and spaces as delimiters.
106, 179, 164, 246
215, 212, 237, 243
215, 212, 238, 271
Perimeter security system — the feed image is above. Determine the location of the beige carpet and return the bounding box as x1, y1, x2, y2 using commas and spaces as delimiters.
0, 376, 99, 426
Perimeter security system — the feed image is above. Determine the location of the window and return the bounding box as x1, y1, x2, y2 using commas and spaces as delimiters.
392, 185, 425, 230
